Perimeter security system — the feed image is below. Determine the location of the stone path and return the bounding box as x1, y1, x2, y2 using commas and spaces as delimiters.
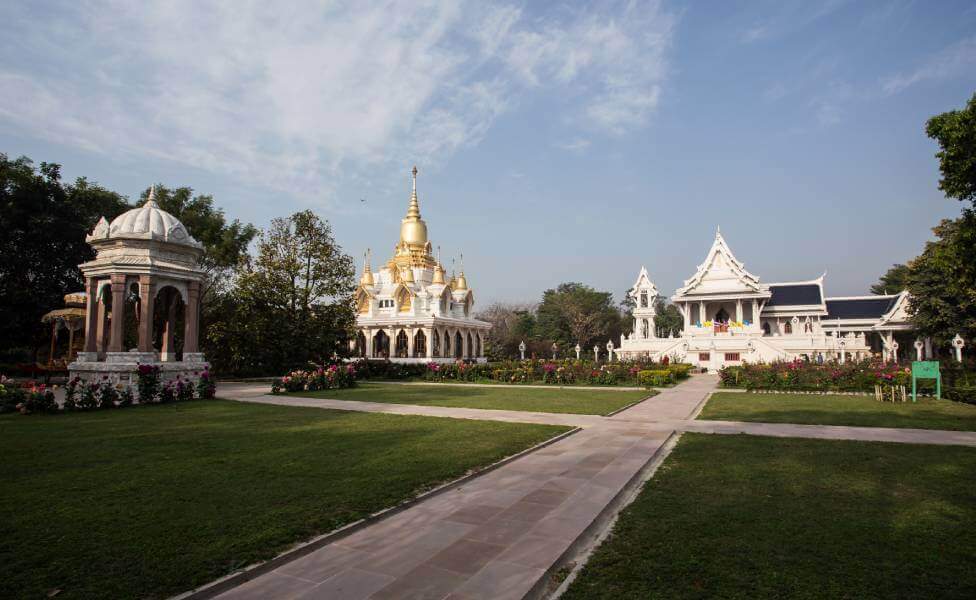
203, 376, 976, 599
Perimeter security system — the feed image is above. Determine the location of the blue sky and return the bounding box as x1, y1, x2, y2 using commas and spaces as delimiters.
2, 1, 974, 305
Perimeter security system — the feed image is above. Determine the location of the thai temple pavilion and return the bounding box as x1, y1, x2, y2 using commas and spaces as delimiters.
616, 228, 920, 371
352, 167, 491, 362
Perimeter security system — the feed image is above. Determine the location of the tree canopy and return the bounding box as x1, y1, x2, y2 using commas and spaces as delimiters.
0, 155, 129, 360
871, 264, 911, 295
205, 210, 356, 375
926, 92, 976, 205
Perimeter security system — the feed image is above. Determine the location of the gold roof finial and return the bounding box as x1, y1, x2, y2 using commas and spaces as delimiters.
360, 248, 374, 285
407, 165, 420, 219
456, 251, 468, 290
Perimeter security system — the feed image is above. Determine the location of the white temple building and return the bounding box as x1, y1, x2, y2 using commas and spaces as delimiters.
351, 167, 491, 363
617, 228, 917, 371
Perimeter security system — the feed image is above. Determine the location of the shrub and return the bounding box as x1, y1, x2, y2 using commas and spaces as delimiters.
272, 362, 357, 394
0, 376, 27, 413
98, 381, 118, 409
136, 364, 161, 403
719, 359, 914, 392
159, 380, 177, 403
196, 368, 216, 399
118, 386, 134, 407
17, 384, 58, 414
946, 386, 976, 405
78, 382, 100, 410
175, 378, 194, 402
638, 369, 673, 387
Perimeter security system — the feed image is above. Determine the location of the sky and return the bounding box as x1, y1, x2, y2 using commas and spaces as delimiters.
2, 0, 975, 306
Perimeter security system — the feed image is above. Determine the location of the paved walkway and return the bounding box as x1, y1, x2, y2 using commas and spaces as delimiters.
204, 376, 976, 599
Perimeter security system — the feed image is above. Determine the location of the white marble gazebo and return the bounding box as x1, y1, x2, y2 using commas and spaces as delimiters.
69, 187, 208, 385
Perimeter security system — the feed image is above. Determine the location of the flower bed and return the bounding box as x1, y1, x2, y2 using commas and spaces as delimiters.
272, 363, 357, 394
423, 359, 691, 387
2, 365, 217, 416
720, 360, 913, 393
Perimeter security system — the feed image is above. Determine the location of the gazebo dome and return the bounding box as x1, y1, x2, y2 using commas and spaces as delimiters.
89, 187, 202, 249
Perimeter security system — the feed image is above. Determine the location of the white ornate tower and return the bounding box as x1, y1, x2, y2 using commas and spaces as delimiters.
630, 266, 659, 339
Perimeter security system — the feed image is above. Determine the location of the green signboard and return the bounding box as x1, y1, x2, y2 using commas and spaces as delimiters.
911, 360, 941, 402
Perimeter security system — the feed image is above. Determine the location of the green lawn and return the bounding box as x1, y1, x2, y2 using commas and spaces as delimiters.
700, 391, 976, 431
563, 434, 976, 599
288, 382, 652, 415
0, 400, 568, 600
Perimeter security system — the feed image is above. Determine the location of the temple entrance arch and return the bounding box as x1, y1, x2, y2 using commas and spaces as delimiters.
395, 330, 409, 358
373, 330, 390, 358
414, 330, 427, 357
454, 331, 463, 359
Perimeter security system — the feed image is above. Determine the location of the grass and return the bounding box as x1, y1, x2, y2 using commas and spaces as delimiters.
287, 381, 653, 415
563, 433, 976, 600
0, 400, 569, 600
700, 391, 976, 431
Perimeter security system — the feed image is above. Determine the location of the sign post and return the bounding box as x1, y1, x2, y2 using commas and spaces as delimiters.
911, 361, 941, 402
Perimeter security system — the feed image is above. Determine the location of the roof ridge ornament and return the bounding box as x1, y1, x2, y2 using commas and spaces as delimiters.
406, 165, 420, 219
145, 184, 158, 208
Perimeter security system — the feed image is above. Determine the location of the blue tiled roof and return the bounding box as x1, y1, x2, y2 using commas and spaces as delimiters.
766, 284, 822, 306
823, 297, 898, 320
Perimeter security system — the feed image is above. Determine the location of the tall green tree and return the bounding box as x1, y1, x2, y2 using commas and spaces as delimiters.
926, 92, 976, 205
871, 264, 911, 295
536, 282, 625, 352
206, 210, 355, 375
906, 211, 976, 344
0, 155, 129, 360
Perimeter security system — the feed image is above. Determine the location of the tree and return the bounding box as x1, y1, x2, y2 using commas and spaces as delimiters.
206, 210, 356, 375
475, 302, 536, 360
140, 185, 257, 298
536, 283, 625, 352
871, 264, 911, 295
0, 155, 129, 361
926, 92, 976, 205
906, 210, 976, 344
654, 299, 684, 336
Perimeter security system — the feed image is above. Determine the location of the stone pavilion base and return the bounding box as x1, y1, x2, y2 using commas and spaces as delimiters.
68, 351, 209, 388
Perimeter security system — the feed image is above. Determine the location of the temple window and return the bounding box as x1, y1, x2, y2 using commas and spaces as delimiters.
640, 291, 648, 308
784, 321, 793, 334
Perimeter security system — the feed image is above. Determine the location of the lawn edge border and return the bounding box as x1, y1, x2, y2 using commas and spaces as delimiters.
528, 429, 682, 600
169, 425, 582, 600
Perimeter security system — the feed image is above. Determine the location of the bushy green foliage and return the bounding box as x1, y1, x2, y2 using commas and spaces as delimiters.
719, 360, 911, 392
638, 369, 673, 387
272, 363, 358, 394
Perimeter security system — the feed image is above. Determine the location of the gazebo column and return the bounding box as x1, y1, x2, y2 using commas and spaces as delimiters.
137, 275, 156, 354
108, 274, 127, 353
96, 293, 109, 355
160, 290, 179, 362
183, 280, 202, 359
751, 299, 759, 325
48, 322, 58, 365
82, 277, 99, 356
407, 327, 415, 358
683, 303, 690, 329
67, 323, 76, 361
735, 299, 743, 323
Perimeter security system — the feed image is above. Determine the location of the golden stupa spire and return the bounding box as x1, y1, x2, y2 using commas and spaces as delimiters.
432, 245, 445, 284
407, 165, 420, 219
456, 251, 468, 290
360, 248, 374, 285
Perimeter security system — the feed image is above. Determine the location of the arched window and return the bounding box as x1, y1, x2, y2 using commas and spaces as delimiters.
433, 330, 441, 357
396, 288, 412, 312
356, 331, 367, 357
784, 321, 793, 335
762, 322, 771, 336
440, 292, 449, 314
804, 321, 813, 333
475, 335, 481, 357
640, 291, 648, 308
454, 331, 463, 359
444, 331, 451, 356
414, 330, 426, 357
467, 332, 473, 358
641, 319, 649, 338
373, 330, 389, 358
395, 330, 409, 358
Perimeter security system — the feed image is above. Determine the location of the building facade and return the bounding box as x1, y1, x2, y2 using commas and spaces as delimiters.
352, 167, 490, 363
617, 229, 919, 371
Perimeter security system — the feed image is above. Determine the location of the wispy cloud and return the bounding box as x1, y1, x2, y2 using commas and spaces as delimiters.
554, 138, 591, 152
740, 24, 768, 44
882, 35, 976, 95
0, 0, 676, 202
